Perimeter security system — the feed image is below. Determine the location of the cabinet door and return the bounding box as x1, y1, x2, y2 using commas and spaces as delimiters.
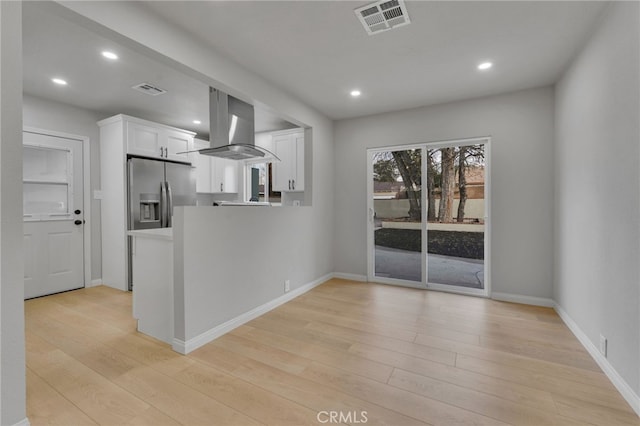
194, 156, 211, 193
213, 158, 238, 193
273, 134, 293, 192
166, 130, 192, 162
193, 140, 211, 193
127, 122, 164, 159
291, 132, 304, 191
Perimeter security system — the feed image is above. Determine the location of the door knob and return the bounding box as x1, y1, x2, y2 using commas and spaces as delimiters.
74, 209, 81, 215
74, 220, 83, 225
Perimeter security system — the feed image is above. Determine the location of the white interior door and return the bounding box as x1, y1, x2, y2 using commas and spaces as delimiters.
23, 131, 84, 299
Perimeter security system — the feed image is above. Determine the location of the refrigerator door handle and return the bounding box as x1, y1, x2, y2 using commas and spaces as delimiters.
160, 181, 168, 227
127, 159, 133, 229
166, 181, 174, 228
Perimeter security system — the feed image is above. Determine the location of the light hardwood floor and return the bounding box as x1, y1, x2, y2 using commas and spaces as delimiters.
25, 279, 637, 425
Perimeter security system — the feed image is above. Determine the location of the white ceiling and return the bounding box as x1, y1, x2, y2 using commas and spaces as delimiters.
22, 2, 296, 138
23, 1, 608, 133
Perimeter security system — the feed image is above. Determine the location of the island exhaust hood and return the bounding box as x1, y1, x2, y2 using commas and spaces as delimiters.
197, 87, 277, 160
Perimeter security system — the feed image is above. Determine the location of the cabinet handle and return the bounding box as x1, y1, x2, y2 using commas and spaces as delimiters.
288, 179, 291, 190
292, 179, 295, 190
164, 147, 168, 158
160, 146, 164, 157
221, 182, 223, 192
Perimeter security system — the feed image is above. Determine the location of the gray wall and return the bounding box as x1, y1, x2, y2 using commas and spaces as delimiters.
23, 94, 103, 281
174, 206, 333, 342
554, 1, 639, 395
334, 87, 555, 300
1, 1, 27, 424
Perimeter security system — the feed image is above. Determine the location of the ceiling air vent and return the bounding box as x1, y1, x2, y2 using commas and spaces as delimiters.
132, 82, 167, 96
355, 0, 410, 35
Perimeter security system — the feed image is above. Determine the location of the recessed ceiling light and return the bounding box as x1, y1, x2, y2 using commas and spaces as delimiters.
101, 51, 118, 60
51, 78, 67, 85
193, 120, 201, 125
350, 90, 361, 97
477, 62, 493, 70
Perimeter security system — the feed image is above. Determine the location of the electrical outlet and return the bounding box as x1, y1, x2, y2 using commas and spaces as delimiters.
284, 280, 290, 292
599, 334, 607, 357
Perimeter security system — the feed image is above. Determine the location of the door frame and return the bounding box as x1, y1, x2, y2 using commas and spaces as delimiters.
23, 126, 92, 288
366, 136, 491, 298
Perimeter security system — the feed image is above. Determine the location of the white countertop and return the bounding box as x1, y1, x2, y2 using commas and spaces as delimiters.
128, 228, 173, 241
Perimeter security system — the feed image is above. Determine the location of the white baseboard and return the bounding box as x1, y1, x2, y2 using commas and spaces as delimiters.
332, 272, 367, 282
12, 418, 30, 426
86, 278, 102, 288
554, 303, 640, 417
490, 292, 555, 307
172, 273, 333, 354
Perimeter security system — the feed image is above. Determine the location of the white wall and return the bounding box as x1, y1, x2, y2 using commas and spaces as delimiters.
23, 94, 104, 281
555, 1, 639, 400
334, 87, 555, 300
0, 1, 27, 424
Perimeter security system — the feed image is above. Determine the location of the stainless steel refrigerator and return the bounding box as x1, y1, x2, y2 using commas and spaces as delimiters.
127, 157, 196, 289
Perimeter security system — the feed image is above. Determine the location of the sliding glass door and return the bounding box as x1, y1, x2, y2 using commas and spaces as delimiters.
369, 148, 424, 286
367, 138, 489, 296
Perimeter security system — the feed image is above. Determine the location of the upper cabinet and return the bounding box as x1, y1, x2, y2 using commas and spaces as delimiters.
272, 129, 304, 192
126, 119, 192, 162
193, 138, 238, 193
165, 129, 193, 161
194, 139, 212, 192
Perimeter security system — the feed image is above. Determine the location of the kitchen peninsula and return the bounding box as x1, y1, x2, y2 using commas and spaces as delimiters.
129, 205, 330, 354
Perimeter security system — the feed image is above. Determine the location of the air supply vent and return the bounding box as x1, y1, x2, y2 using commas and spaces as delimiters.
132, 82, 167, 96
354, 0, 410, 35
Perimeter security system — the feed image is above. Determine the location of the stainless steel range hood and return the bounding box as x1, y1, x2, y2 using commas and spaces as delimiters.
197, 87, 272, 160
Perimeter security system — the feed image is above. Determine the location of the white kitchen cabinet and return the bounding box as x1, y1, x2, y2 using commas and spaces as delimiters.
97, 114, 195, 291
213, 158, 238, 193
166, 129, 193, 162
194, 139, 212, 192
273, 129, 304, 192
129, 228, 173, 344
127, 120, 192, 162
193, 138, 238, 193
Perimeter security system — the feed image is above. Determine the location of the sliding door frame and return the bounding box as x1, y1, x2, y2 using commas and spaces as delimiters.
367, 137, 491, 298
